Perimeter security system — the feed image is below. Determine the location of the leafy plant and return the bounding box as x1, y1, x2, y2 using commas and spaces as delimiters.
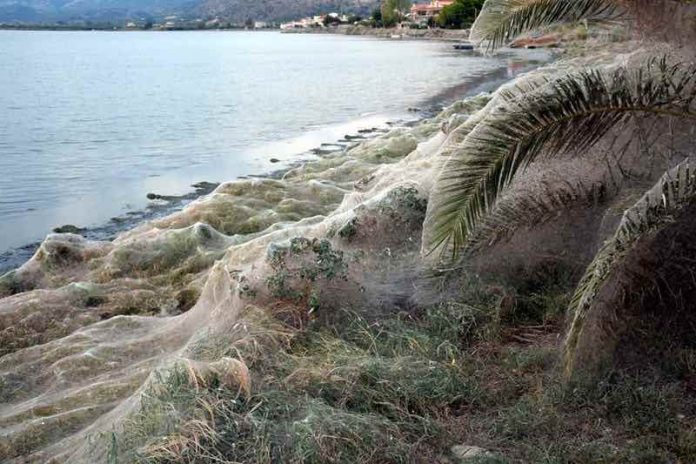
469, 0, 696, 51
427, 57, 696, 259
438, 0, 486, 29
266, 238, 349, 312
564, 162, 696, 375
469, 0, 624, 50
381, 0, 411, 27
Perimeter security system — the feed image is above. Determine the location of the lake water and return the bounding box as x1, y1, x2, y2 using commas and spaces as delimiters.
0, 30, 546, 271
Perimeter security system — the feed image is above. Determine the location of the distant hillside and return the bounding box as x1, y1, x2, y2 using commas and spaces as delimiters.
0, 0, 195, 22
196, 0, 379, 23
0, 0, 380, 23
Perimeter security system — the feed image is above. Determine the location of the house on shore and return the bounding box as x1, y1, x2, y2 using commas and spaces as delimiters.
280, 15, 327, 30
410, 0, 455, 23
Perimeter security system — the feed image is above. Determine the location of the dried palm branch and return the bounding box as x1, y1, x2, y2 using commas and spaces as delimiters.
470, 0, 624, 50
563, 161, 696, 375
427, 57, 696, 260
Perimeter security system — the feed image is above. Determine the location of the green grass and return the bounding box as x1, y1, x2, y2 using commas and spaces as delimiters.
469, 363, 696, 463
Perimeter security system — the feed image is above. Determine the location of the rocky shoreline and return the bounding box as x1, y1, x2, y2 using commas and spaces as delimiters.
282, 24, 472, 41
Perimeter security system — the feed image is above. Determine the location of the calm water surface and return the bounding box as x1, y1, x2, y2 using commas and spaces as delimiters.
0, 30, 545, 269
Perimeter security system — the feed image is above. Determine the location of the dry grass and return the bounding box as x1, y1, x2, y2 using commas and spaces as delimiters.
93, 268, 696, 464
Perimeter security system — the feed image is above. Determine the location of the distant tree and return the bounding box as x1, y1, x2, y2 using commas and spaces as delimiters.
371, 7, 383, 27
143, 20, 153, 30
381, 0, 411, 28
437, 0, 484, 29
323, 15, 340, 27
244, 18, 253, 28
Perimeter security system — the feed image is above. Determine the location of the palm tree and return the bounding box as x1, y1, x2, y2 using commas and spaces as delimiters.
469, 0, 624, 51
565, 161, 696, 377
469, 0, 695, 51
428, 57, 696, 257
425, 0, 696, 377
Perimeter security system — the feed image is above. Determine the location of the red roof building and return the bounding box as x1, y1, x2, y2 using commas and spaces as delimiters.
410, 0, 455, 21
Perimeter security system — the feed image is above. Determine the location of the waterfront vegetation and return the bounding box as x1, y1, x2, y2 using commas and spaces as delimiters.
431, 0, 696, 380
2, 0, 696, 462
0, 0, 482, 32
438, 0, 486, 29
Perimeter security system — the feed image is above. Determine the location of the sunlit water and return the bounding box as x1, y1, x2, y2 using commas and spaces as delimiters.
0, 30, 548, 270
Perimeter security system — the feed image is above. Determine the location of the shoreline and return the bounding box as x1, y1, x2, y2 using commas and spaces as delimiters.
0, 25, 465, 40
0, 26, 279, 32
2, 26, 689, 463
1, 33, 631, 461
0, 54, 554, 459
0, 49, 550, 276
282, 24, 472, 41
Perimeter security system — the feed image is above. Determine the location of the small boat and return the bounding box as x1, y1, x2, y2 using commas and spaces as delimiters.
453, 41, 475, 50
390, 34, 403, 39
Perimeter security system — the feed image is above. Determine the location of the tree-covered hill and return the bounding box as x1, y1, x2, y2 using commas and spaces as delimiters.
0, 0, 380, 24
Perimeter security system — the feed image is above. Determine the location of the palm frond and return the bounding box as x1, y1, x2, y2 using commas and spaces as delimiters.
427, 57, 696, 260
470, 0, 624, 50
464, 178, 612, 252
563, 161, 696, 375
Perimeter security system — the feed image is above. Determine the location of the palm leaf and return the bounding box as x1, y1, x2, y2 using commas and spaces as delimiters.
464, 178, 612, 252
563, 161, 696, 375
427, 57, 696, 260
470, 0, 624, 50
